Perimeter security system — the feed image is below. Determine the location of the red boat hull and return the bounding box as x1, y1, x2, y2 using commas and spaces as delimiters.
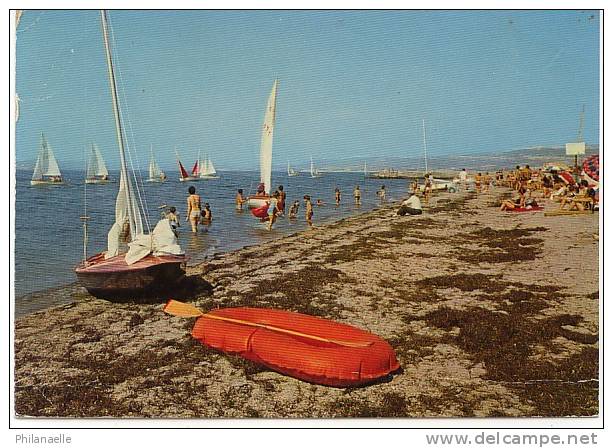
191, 307, 400, 387
75, 253, 185, 299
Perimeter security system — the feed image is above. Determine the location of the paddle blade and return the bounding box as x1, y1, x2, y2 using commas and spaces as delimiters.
163, 299, 204, 318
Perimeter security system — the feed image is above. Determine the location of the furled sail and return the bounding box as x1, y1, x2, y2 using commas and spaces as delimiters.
259, 80, 278, 194
101, 10, 143, 258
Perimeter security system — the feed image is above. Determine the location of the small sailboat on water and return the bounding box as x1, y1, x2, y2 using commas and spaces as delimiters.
248, 79, 278, 218
85, 143, 110, 184
75, 10, 185, 299
177, 149, 201, 182
287, 160, 299, 177
147, 146, 166, 182
199, 153, 219, 179
310, 156, 322, 178
31, 133, 64, 186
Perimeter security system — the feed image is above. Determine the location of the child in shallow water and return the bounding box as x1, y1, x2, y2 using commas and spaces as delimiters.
288, 200, 300, 218
166, 207, 180, 233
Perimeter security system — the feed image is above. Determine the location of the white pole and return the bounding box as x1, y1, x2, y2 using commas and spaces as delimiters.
422, 119, 428, 174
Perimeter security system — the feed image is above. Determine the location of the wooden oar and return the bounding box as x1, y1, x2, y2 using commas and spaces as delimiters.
164, 300, 373, 348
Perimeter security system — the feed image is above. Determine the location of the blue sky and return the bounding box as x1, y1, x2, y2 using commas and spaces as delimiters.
15, 10, 600, 170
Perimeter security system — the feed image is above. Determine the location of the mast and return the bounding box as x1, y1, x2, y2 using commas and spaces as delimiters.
100, 10, 137, 237
422, 119, 428, 174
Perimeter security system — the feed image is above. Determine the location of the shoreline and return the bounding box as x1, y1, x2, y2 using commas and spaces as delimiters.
14, 188, 599, 418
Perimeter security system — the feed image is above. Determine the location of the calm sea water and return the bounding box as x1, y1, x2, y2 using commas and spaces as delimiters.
15, 169, 411, 300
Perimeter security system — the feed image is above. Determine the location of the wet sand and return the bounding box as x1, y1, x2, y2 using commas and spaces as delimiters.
14, 187, 599, 418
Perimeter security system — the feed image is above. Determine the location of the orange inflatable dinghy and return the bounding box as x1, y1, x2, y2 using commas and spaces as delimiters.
164, 300, 400, 387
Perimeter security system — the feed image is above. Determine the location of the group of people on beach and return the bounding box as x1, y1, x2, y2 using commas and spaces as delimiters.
498, 165, 597, 212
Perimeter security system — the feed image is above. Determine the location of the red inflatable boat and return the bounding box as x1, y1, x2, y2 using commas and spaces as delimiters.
164, 301, 400, 387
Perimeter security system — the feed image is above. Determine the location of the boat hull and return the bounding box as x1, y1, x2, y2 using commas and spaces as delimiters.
75, 252, 186, 299
179, 177, 201, 182
30, 180, 64, 186
146, 178, 167, 183
189, 307, 401, 387
199, 175, 220, 179
85, 178, 110, 184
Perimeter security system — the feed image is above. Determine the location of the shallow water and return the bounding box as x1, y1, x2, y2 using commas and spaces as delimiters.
14, 169, 411, 301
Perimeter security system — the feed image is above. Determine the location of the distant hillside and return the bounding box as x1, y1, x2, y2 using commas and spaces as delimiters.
283, 144, 600, 172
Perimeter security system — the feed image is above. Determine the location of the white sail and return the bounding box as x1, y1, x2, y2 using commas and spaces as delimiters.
32, 133, 61, 180
206, 157, 216, 175
148, 146, 163, 179
287, 161, 291, 175
200, 154, 208, 176
101, 10, 144, 259
93, 144, 108, 176
259, 80, 278, 194
87, 144, 108, 178
310, 156, 314, 177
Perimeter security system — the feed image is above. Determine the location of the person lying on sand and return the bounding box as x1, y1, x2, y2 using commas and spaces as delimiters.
397, 192, 422, 216
500, 187, 527, 211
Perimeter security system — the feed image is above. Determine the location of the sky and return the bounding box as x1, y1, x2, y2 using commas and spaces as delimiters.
15, 10, 600, 170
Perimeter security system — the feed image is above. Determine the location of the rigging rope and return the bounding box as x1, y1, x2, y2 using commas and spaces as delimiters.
107, 12, 152, 235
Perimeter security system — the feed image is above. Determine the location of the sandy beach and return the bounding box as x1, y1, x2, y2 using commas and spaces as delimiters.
14, 187, 599, 418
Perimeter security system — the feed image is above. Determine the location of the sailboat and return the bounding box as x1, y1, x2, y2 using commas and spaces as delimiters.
85, 143, 110, 184
310, 156, 322, 178
75, 10, 185, 299
199, 153, 219, 179
287, 160, 299, 177
177, 149, 200, 182
30, 133, 64, 185
248, 79, 278, 218
146, 145, 166, 182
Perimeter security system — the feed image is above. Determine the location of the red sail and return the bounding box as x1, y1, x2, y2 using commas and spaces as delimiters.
178, 160, 189, 179
191, 160, 199, 176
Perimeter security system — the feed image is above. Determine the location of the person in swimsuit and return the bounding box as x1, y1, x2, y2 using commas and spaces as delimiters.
166, 206, 180, 236
410, 178, 419, 196
475, 173, 482, 193
500, 187, 527, 211
353, 186, 361, 206
335, 187, 341, 206
201, 203, 212, 224
377, 185, 386, 201
186, 186, 201, 233
304, 195, 314, 227
254, 183, 268, 198
235, 189, 246, 211
423, 175, 432, 204
267, 191, 280, 230
288, 200, 300, 218
483, 172, 491, 192
277, 185, 286, 215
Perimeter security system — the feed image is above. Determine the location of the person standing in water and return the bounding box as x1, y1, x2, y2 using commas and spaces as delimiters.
235, 189, 246, 211
266, 191, 280, 230
377, 185, 386, 202
353, 185, 361, 206
304, 195, 314, 227
186, 186, 201, 233
201, 203, 212, 223
335, 187, 341, 206
288, 200, 300, 218
277, 185, 286, 215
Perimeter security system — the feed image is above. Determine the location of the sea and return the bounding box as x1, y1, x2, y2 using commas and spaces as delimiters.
14, 169, 413, 312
